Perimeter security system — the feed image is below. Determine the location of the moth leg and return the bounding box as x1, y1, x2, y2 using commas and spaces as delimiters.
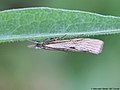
53, 35, 67, 41
60, 34, 67, 40
43, 38, 57, 45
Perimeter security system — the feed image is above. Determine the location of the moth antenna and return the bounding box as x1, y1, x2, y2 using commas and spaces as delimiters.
27, 45, 36, 48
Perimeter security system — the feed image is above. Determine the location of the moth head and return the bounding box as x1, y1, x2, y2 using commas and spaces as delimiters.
28, 41, 44, 49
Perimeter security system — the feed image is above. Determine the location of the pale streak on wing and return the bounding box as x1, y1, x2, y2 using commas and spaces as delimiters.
45, 38, 104, 54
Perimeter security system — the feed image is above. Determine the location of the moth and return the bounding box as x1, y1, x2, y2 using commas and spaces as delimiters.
28, 38, 104, 54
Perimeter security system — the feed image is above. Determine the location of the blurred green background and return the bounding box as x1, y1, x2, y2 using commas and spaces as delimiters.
0, 0, 120, 90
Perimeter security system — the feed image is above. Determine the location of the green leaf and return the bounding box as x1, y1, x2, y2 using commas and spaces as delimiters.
0, 7, 120, 42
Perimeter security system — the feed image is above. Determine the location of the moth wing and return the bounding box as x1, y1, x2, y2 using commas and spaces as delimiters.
45, 38, 104, 54
73, 38, 104, 54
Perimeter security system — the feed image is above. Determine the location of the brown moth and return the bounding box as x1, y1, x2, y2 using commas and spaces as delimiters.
28, 38, 104, 54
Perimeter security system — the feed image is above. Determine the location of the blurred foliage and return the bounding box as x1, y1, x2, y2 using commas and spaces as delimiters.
0, 0, 120, 90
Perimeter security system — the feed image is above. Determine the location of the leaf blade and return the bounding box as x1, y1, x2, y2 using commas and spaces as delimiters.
0, 7, 120, 42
